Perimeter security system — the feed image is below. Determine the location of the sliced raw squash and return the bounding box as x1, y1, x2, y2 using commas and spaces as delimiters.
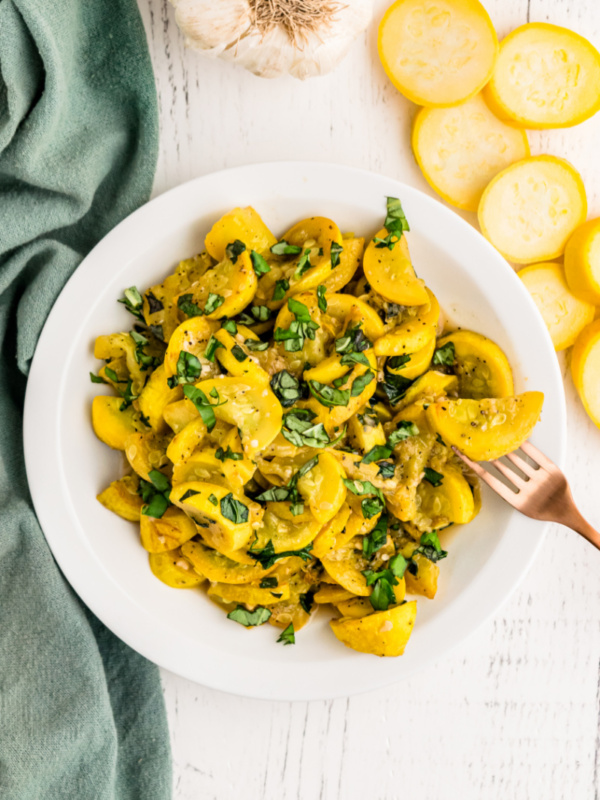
519, 262, 595, 351
378, 0, 498, 107
564, 218, 600, 305
484, 23, 600, 129
412, 93, 529, 211
571, 319, 600, 429
478, 156, 587, 264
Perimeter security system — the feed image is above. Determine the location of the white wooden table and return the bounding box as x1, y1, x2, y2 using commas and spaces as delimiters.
137, 2, 600, 797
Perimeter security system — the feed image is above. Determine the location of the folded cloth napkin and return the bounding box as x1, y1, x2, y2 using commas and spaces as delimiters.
0, 1, 172, 798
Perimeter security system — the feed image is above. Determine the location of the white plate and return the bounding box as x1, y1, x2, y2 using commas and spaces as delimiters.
24, 162, 566, 701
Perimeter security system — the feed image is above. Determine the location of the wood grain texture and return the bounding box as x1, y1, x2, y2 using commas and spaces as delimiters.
136, 1, 600, 797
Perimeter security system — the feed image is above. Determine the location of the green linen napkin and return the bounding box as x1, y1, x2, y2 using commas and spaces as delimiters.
0, 1, 172, 798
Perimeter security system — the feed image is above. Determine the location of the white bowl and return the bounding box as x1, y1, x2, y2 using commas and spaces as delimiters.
24, 162, 566, 701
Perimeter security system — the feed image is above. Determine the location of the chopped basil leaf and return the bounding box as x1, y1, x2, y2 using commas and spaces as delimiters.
413, 531, 448, 563
221, 319, 238, 335
140, 469, 171, 518
362, 444, 393, 464
343, 478, 385, 518
384, 196, 410, 236
245, 338, 269, 352
374, 197, 410, 250
90, 372, 107, 384
260, 577, 278, 589
361, 496, 385, 518
208, 493, 218, 506
423, 467, 444, 487
387, 354, 411, 371
227, 605, 272, 627
239, 304, 272, 326
215, 446, 243, 462
104, 367, 119, 383
271, 370, 303, 408
271, 240, 302, 256
308, 380, 350, 408
204, 335, 224, 362
378, 367, 413, 406
145, 291, 164, 314
204, 293, 225, 315
436, 433, 445, 446
231, 344, 248, 362
248, 539, 313, 569
149, 324, 164, 341
180, 489, 199, 501
226, 239, 246, 264
294, 249, 312, 278
374, 232, 401, 250
272, 279, 290, 301
220, 493, 249, 524
363, 513, 388, 558
168, 350, 202, 386
340, 351, 370, 368
388, 421, 420, 447
255, 486, 292, 503
118, 286, 144, 320
183, 384, 226, 431
377, 461, 396, 479
363, 553, 407, 610
335, 324, 371, 355
250, 250, 271, 276
330, 241, 343, 268
274, 298, 320, 353
277, 623, 295, 645
177, 294, 203, 317
432, 341, 455, 367
317, 285, 327, 312
351, 370, 374, 397
118, 379, 138, 410
299, 588, 316, 614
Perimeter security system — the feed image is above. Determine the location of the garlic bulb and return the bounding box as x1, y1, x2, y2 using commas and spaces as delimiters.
171, 0, 373, 80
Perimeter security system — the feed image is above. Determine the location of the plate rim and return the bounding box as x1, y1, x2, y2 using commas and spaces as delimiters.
23, 161, 567, 701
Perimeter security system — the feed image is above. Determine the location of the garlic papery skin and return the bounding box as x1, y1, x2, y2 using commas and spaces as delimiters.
170, 0, 373, 80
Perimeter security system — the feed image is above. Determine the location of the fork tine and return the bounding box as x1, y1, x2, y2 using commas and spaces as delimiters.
505, 450, 538, 478
520, 440, 555, 471
452, 447, 520, 504
490, 458, 526, 487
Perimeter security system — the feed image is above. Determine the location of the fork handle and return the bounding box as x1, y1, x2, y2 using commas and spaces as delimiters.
560, 504, 600, 551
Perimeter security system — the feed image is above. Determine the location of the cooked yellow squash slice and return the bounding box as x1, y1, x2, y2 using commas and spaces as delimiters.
426, 392, 544, 461
436, 330, 514, 398
331, 600, 417, 657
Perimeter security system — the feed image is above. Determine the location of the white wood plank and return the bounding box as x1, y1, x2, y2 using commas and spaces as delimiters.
134, 1, 600, 796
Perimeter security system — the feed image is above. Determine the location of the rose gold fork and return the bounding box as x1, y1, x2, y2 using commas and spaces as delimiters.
452, 441, 600, 550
